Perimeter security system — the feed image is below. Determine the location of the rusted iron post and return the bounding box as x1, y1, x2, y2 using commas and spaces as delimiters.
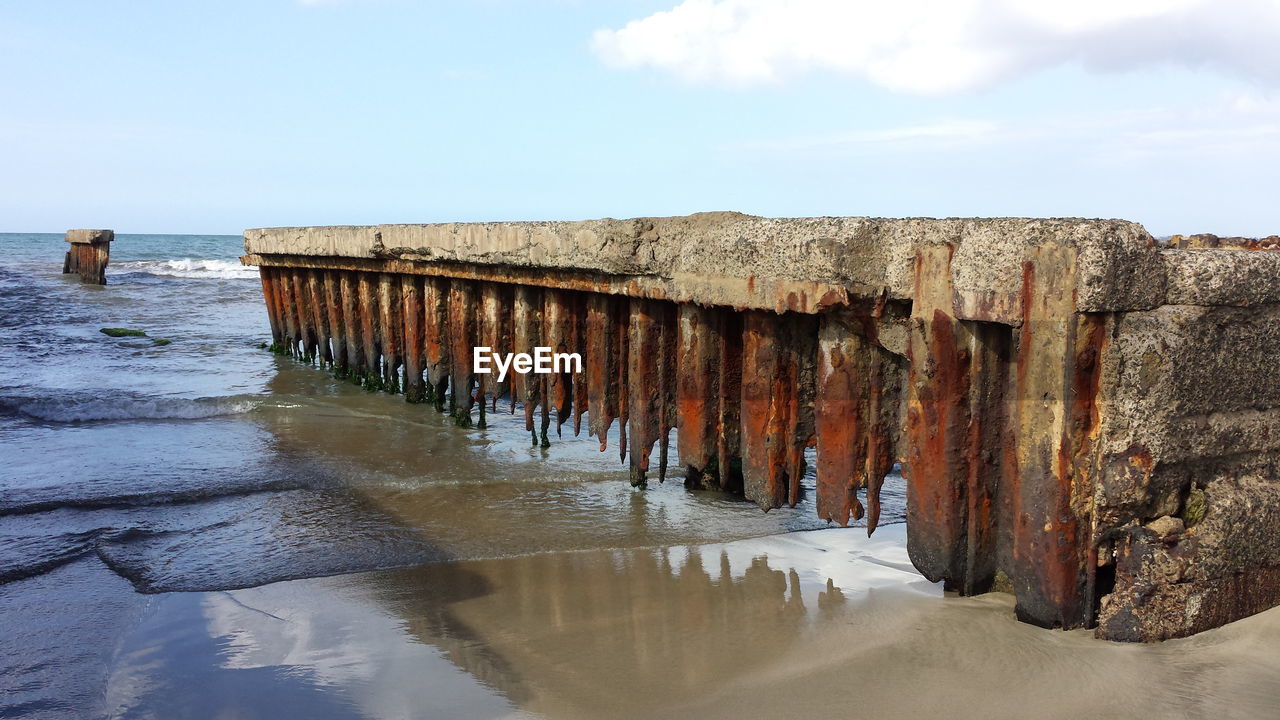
740, 311, 816, 510
378, 273, 402, 391
717, 312, 744, 493
478, 283, 511, 413
448, 279, 477, 424
339, 271, 361, 372
323, 270, 347, 370
356, 272, 379, 379
677, 304, 722, 488
62, 229, 113, 285
571, 293, 590, 438
423, 276, 451, 407
585, 294, 621, 451
259, 267, 284, 347
306, 270, 332, 364
1007, 246, 1098, 629
512, 286, 545, 444
627, 298, 664, 487
544, 289, 575, 436
401, 275, 425, 402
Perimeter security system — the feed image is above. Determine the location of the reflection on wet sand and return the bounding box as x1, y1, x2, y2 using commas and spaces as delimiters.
252, 365, 897, 562
108, 523, 1280, 720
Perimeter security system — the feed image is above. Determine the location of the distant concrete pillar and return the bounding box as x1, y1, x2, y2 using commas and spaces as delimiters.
63, 229, 113, 284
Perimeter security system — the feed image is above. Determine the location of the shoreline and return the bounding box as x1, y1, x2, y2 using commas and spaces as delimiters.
25, 524, 1270, 719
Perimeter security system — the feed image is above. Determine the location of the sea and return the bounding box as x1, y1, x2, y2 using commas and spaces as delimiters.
1, 233, 1278, 720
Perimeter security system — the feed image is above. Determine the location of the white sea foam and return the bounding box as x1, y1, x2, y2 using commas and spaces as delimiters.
11, 396, 258, 423
115, 259, 258, 280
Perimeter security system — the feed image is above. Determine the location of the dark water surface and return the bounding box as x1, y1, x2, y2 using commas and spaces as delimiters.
2, 234, 1279, 720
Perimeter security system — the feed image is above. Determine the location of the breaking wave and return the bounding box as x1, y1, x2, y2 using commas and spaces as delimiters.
4, 394, 259, 423
114, 258, 258, 280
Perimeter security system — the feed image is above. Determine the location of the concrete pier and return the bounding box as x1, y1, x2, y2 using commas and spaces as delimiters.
63, 229, 113, 284
242, 213, 1280, 641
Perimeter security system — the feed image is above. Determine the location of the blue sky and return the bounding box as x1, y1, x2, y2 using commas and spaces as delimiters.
2, 0, 1278, 235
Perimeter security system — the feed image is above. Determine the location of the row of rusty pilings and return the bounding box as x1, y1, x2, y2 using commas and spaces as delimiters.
257, 265, 902, 531
243, 216, 1280, 640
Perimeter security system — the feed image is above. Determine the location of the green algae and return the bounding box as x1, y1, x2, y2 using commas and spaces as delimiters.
1182, 486, 1207, 527
100, 328, 146, 338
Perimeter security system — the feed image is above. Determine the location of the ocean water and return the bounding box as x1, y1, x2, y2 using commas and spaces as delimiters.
3, 233, 1279, 720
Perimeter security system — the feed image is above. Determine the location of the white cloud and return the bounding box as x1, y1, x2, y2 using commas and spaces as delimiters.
591, 0, 1280, 94
731, 92, 1280, 163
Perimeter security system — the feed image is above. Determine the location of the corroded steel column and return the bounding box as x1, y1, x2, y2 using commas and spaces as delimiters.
627, 298, 664, 487
277, 266, 298, 355
571, 293, 590, 438
324, 270, 346, 370
306, 269, 332, 364
378, 273, 402, 391
62, 229, 112, 285
544, 289, 575, 436
259, 267, 284, 347
401, 275, 425, 403
448, 279, 477, 424
477, 283, 511, 413
339, 271, 361, 372
676, 304, 722, 488
814, 310, 903, 532
905, 246, 975, 588
512, 285, 546, 445
1008, 246, 1098, 629
585, 294, 622, 451
423, 276, 451, 406
740, 311, 816, 510
293, 268, 319, 360
356, 272, 379, 378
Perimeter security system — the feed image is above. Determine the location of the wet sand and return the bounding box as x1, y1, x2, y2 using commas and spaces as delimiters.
10, 525, 1270, 720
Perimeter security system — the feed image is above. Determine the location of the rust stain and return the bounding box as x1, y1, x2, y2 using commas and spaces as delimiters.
306, 270, 332, 364
447, 279, 477, 422
377, 274, 402, 389
572, 292, 589, 437
259, 269, 283, 346
717, 312, 744, 493
477, 283, 511, 413
512, 285, 544, 442
1011, 255, 1094, 629
544, 289, 575, 436
627, 298, 662, 487
401, 275, 425, 402
249, 254, 857, 314
586, 294, 618, 451
657, 301, 677, 482
740, 311, 813, 510
815, 336, 865, 527
339, 271, 361, 372
356, 272, 379, 377
324, 270, 347, 370
676, 304, 720, 487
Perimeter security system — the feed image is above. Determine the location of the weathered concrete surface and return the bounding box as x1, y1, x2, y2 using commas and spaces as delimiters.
62, 229, 113, 284
245, 214, 1165, 317
1164, 233, 1280, 250
1162, 249, 1280, 306
1091, 302, 1280, 640
244, 214, 1280, 641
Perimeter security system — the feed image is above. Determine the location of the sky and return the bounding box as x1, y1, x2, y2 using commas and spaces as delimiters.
2, 0, 1278, 236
